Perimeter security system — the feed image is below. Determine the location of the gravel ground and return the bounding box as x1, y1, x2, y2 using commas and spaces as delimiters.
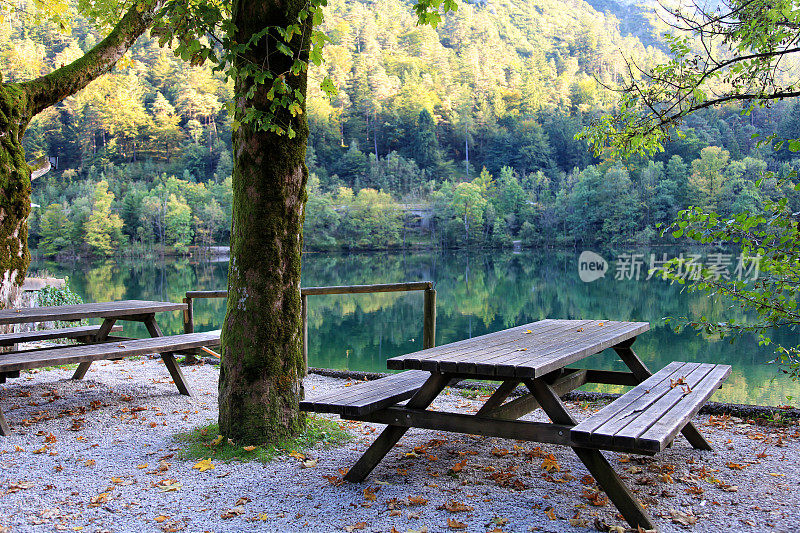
0, 357, 798, 533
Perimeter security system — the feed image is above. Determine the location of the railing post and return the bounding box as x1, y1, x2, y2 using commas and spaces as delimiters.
182, 295, 199, 362
183, 296, 194, 334
301, 293, 308, 375
423, 287, 436, 349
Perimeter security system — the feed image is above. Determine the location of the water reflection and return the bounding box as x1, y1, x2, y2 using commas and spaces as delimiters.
31, 250, 799, 406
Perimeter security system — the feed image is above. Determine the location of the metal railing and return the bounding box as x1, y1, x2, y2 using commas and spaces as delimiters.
183, 281, 437, 372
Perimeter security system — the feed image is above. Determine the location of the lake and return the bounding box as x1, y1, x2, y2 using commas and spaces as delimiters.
31, 248, 799, 407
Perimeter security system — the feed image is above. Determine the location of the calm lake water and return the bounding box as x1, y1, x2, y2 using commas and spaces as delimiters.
31, 249, 800, 407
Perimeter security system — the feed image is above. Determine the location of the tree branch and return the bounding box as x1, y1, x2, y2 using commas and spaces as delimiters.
21, 0, 161, 117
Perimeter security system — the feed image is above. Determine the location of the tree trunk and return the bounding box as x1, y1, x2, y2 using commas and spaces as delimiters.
0, 1, 158, 309
0, 81, 33, 309
218, 0, 310, 443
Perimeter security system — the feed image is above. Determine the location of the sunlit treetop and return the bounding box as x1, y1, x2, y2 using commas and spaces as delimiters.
2, 0, 457, 137
579, 0, 800, 159
146, 0, 458, 137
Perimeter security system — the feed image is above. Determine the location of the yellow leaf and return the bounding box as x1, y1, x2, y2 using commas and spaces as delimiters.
242, 446, 257, 452
193, 459, 215, 472
544, 508, 556, 520
210, 435, 224, 446
137, 464, 148, 469
289, 451, 305, 460
541, 453, 560, 472
32, 446, 48, 454
155, 516, 169, 523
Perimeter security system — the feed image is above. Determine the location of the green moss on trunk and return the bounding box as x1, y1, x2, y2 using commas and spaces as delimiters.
218, 0, 311, 443
0, 81, 33, 303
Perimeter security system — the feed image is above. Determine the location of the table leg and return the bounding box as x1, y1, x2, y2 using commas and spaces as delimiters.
344, 373, 450, 482
475, 379, 520, 416
0, 407, 10, 436
143, 315, 193, 397
72, 318, 118, 379
614, 341, 712, 451
525, 378, 655, 531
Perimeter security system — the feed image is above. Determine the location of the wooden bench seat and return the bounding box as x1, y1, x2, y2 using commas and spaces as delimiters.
571, 361, 731, 455
0, 330, 220, 374
0, 324, 124, 347
0, 330, 221, 435
300, 370, 432, 417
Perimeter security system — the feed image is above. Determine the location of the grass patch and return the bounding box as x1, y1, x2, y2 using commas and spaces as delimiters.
174, 414, 351, 463
457, 386, 494, 399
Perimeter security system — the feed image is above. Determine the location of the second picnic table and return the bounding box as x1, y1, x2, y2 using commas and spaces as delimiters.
0, 300, 220, 435
302, 319, 732, 530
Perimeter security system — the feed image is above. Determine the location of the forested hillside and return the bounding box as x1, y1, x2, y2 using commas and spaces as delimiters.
6, 0, 800, 255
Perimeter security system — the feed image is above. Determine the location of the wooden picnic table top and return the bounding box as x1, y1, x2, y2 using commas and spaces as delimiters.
0, 300, 186, 326
386, 319, 650, 378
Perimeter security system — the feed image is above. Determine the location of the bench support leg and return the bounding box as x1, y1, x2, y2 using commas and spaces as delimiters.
0, 407, 10, 436
614, 342, 713, 451
142, 316, 194, 397
73, 318, 119, 379
525, 378, 655, 531
344, 373, 450, 483
161, 352, 194, 397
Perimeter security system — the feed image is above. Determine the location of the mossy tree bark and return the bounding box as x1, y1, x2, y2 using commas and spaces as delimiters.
218, 0, 310, 443
0, 1, 159, 309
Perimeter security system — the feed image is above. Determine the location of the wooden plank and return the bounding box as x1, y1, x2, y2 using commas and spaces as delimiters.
611, 363, 716, 450
386, 320, 559, 370
635, 364, 731, 452
614, 343, 714, 451
352, 406, 573, 446
0, 300, 186, 325
511, 322, 650, 378
0, 331, 221, 373
185, 290, 228, 299
392, 320, 646, 378
464, 321, 597, 375
301, 282, 432, 295
450, 320, 596, 374
303, 375, 427, 416
570, 361, 690, 440
302, 370, 428, 406
400, 320, 572, 373
468, 321, 629, 378
300, 371, 430, 413
570, 362, 712, 451
0, 324, 123, 346
488, 320, 631, 377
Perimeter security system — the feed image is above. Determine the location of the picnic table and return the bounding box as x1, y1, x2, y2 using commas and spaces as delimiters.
0, 300, 220, 435
301, 319, 731, 530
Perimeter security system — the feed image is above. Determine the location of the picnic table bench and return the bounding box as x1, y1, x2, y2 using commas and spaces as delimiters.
0, 300, 221, 435
302, 319, 731, 530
